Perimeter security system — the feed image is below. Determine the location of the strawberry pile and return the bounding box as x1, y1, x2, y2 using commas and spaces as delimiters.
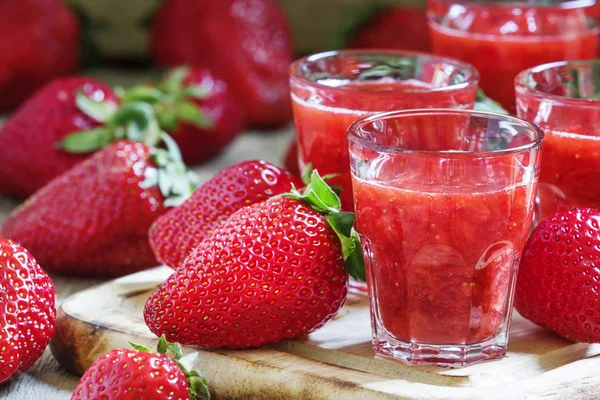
144, 170, 365, 348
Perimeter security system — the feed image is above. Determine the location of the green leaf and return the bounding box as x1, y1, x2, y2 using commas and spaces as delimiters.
185, 84, 212, 99
189, 375, 211, 400
474, 89, 508, 114
156, 104, 179, 132
157, 335, 168, 354
140, 167, 158, 189
76, 91, 117, 123
59, 128, 113, 154
129, 342, 153, 353
309, 171, 341, 212
325, 212, 355, 239
166, 342, 184, 360
163, 66, 190, 94
301, 162, 313, 185
178, 352, 199, 371
120, 86, 165, 104
177, 101, 213, 128
345, 230, 367, 281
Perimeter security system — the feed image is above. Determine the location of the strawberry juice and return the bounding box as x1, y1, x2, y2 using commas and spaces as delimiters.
290, 50, 479, 211
516, 60, 600, 221
349, 109, 543, 366
428, 0, 599, 111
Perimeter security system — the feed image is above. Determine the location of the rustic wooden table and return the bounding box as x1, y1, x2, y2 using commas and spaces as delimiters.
0, 124, 294, 399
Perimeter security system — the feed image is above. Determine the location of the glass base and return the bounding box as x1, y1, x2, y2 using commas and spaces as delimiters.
373, 334, 507, 367
349, 277, 368, 295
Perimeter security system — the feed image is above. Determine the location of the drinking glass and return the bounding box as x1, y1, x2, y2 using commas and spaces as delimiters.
349, 109, 543, 366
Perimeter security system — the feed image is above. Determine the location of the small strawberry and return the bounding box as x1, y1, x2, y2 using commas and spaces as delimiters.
283, 139, 300, 175
126, 66, 245, 165
72, 335, 210, 400
0, 0, 80, 111
144, 171, 365, 349
0, 77, 118, 198
1, 136, 198, 277
515, 208, 600, 343
149, 160, 303, 269
151, 0, 295, 127
0, 238, 56, 384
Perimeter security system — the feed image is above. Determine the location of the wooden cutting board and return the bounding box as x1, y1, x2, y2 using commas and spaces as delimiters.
51, 266, 600, 400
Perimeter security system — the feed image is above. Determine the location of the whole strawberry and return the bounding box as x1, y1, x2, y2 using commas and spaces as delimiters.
0, 0, 80, 111
1, 139, 197, 277
151, 0, 294, 127
0, 77, 118, 198
145, 172, 364, 348
0, 238, 56, 384
349, 5, 431, 52
149, 66, 245, 165
149, 160, 302, 269
515, 208, 600, 343
72, 335, 210, 400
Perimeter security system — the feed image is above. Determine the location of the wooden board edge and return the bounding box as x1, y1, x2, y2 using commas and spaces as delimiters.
49, 303, 405, 400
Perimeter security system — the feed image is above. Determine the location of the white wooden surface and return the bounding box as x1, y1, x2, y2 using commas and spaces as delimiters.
0, 126, 294, 400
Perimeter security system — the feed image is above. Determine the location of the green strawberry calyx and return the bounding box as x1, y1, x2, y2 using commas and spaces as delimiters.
121, 66, 214, 132
474, 88, 508, 114
129, 335, 210, 400
285, 169, 366, 281
60, 91, 199, 207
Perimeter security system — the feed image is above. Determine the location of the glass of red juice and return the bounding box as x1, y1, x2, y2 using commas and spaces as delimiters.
516, 60, 600, 221
289, 50, 479, 212
349, 109, 543, 366
428, 0, 599, 111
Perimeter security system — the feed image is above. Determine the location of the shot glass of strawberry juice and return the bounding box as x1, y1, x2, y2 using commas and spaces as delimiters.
428, 0, 599, 111
516, 60, 600, 221
349, 109, 543, 366
289, 50, 479, 212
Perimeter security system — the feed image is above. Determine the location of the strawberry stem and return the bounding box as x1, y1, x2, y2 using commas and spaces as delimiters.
130, 335, 211, 400
285, 170, 366, 281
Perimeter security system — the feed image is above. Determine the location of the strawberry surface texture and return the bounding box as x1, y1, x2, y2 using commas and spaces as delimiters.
515, 208, 600, 343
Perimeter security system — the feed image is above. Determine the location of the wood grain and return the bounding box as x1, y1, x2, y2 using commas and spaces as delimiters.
51, 267, 600, 400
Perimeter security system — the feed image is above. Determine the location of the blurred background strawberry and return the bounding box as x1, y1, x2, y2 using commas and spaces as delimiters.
0, 0, 80, 111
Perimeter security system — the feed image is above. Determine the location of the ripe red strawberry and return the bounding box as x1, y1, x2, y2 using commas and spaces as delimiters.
341, 5, 430, 52
0, 77, 118, 198
144, 172, 364, 348
151, 66, 245, 165
149, 160, 302, 269
0, 0, 80, 111
515, 208, 600, 343
283, 139, 300, 175
72, 336, 210, 400
0, 238, 56, 384
151, 0, 294, 127
1, 139, 198, 277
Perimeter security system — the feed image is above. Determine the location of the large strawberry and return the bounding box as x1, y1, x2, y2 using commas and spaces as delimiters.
149, 160, 302, 269
515, 208, 600, 343
144, 172, 365, 348
0, 238, 56, 384
72, 335, 210, 400
1, 137, 198, 277
0, 0, 80, 111
0, 77, 118, 198
139, 66, 245, 165
151, 0, 294, 127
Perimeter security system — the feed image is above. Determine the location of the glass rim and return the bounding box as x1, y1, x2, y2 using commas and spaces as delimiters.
348, 109, 545, 157
515, 60, 600, 107
289, 49, 480, 94
429, 0, 596, 10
